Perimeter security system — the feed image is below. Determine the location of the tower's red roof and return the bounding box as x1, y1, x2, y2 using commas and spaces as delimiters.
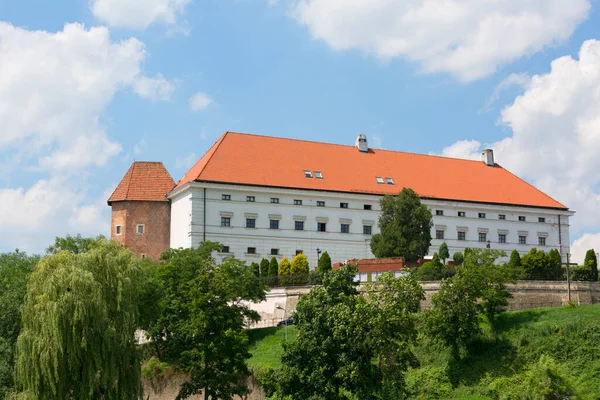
108, 162, 175, 204
173, 132, 567, 210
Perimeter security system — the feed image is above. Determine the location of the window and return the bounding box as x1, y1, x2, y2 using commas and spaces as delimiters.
363, 225, 372, 235
115, 225, 122, 235
340, 202, 348, 209
247, 247, 256, 254
341, 224, 350, 233
538, 217, 546, 223
246, 218, 256, 229
304, 170, 313, 178
314, 171, 323, 179
458, 211, 466, 217
478, 213, 486, 219
479, 232, 487, 242
296, 250, 303, 255
519, 216, 526, 221
221, 246, 230, 253
222, 194, 231, 201
436, 230, 444, 240
386, 177, 394, 185
137, 224, 145, 234
538, 237, 546, 246
498, 234, 506, 244
436, 210, 444, 216
221, 217, 231, 227
519, 235, 527, 245
271, 248, 279, 256
317, 201, 325, 207
270, 197, 279, 204
364, 204, 372, 210
295, 221, 304, 231
246, 196, 255, 202
458, 231, 466, 241
317, 222, 327, 232
294, 199, 302, 205
376, 177, 384, 184
499, 214, 506, 220
269, 220, 279, 230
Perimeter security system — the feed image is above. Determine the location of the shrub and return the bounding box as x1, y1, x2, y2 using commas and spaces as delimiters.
439, 242, 450, 264
268, 257, 279, 276
260, 258, 270, 277
405, 366, 453, 399
452, 252, 464, 265
508, 250, 521, 268
584, 249, 598, 281
571, 265, 596, 282
414, 261, 446, 281
250, 262, 260, 278
317, 251, 332, 274
290, 254, 310, 275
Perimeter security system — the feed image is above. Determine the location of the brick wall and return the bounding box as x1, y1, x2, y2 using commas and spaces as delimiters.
110, 200, 171, 260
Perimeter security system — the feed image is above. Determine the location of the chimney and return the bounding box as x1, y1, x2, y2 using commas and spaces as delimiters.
355, 134, 368, 153
482, 149, 494, 166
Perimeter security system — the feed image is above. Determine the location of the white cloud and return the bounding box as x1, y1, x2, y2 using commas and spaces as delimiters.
484, 73, 530, 111
134, 139, 146, 156
292, 0, 590, 81
440, 140, 481, 160
442, 40, 600, 248
571, 234, 600, 264
132, 74, 176, 101
91, 0, 192, 30
189, 92, 214, 111
175, 153, 197, 169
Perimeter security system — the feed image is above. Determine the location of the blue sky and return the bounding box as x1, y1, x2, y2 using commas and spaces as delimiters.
1, 0, 600, 261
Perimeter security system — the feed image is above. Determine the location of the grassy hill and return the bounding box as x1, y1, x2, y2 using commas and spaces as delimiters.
247, 304, 600, 399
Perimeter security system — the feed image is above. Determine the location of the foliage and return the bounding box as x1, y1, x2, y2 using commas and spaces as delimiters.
370, 188, 433, 262
260, 258, 270, 277
508, 249, 521, 268
452, 252, 464, 265
141, 357, 176, 395
45, 234, 105, 255
317, 251, 332, 275
521, 248, 563, 280
149, 242, 267, 399
547, 249, 562, 270
571, 265, 597, 281
290, 254, 309, 276
405, 366, 453, 399
278, 257, 291, 276
268, 257, 279, 276
412, 261, 447, 281
584, 249, 598, 281
438, 242, 450, 264
137, 258, 164, 333
251, 262, 260, 278
15, 239, 143, 400
266, 265, 424, 399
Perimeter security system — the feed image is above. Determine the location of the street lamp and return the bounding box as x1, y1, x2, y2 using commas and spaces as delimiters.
316, 248, 322, 264
276, 305, 288, 342
486, 240, 491, 249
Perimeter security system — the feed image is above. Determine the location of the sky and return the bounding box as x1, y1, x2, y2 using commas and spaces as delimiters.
1, 0, 600, 263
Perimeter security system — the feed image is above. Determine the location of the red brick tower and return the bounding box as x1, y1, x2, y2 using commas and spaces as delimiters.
107, 162, 175, 260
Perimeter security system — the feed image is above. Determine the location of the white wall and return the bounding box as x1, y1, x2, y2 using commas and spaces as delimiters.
169, 190, 192, 249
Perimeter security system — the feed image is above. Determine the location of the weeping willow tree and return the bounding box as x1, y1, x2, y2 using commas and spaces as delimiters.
15, 239, 143, 400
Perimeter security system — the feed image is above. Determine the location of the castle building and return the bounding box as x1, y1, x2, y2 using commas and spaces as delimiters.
108, 132, 573, 266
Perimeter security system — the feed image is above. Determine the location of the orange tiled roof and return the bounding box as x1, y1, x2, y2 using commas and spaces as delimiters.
174, 132, 567, 210
108, 162, 175, 204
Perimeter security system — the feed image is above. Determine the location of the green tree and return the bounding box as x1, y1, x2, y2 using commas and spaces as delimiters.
150, 242, 266, 399
370, 188, 433, 262
548, 249, 563, 270
452, 252, 464, 265
15, 239, 142, 400
250, 262, 260, 278
317, 251, 332, 275
278, 257, 291, 276
438, 242, 450, 265
508, 250, 522, 268
521, 248, 553, 279
260, 258, 269, 277
290, 254, 310, 276
0, 251, 40, 399
464, 247, 473, 260
268, 257, 278, 276
584, 249, 598, 281
45, 233, 105, 255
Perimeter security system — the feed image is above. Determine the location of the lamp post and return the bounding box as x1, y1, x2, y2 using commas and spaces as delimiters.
316, 248, 322, 265
276, 305, 288, 342
486, 240, 491, 249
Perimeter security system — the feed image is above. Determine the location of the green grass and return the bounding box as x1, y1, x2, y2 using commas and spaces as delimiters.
247, 325, 297, 373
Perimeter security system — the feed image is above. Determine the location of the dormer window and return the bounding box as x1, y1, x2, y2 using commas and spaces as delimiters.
386, 178, 394, 185
304, 170, 313, 178
314, 171, 323, 179
376, 177, 384, 184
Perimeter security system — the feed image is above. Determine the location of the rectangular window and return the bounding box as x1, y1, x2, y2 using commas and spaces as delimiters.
364, 204, 372, 210
436, 230, 444, 240
270, 197, 279, 204
222, 194, 231, 201
137, 224, 145, 234
363, 225, 372, 235
519, 235, 527, 245
458, 231, 466, 241
314, 171, 323, 179
436, 210, 443, 216
341, 224, 350, 233
317, 201, 325, 207
538, 237, 546, 246
246, 218, 256, 229
304, 170, 313, 178
386, 177, 394, 184
221, 217, 231, 227
295, 221, 304, 231
246, 196, 255, 202
478, 213, 486, 219
499, 214, 506, 220
294, 199, 302, 205
376, 177, 384, 184
247, 247, 256, 254
271, 248, 279, 256
269, 220, 279, 230
479, 232, 487, 242
115, 225, 122, 235
498, 234, 506, 244
340, 202, 348, 209
538, 217, 546, 223
296, 250, 303, 255
317, 222, 327, 232
221, 245, 230, 253
458, 211, 466, 217
519, 216, 526, 221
